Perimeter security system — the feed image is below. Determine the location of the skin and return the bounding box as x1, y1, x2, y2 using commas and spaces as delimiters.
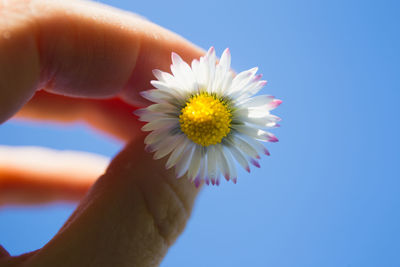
0, 0, 205, 266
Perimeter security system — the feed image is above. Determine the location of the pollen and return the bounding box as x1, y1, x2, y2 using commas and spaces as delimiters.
179, 93, 232, 147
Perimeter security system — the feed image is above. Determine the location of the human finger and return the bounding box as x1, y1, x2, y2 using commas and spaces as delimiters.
0, 145, 109, 205
14, 90, 139, 142
17, 133, 201, 266
0, 0, 204, 123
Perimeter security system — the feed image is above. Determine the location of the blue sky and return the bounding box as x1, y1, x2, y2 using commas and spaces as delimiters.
1, 0, 400, 266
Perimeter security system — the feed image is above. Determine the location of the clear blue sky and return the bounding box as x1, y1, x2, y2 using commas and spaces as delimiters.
1, 0, 400, 266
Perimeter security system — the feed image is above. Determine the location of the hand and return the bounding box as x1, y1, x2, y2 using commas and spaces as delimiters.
0, 0, 204, 266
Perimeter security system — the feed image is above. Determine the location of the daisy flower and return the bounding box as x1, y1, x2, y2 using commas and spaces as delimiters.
135, 47, 281, 186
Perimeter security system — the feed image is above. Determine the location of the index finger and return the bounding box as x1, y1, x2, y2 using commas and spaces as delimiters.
0, 0, 204, 123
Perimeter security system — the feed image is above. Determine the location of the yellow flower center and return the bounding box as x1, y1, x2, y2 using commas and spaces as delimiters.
179, 93, 232, 147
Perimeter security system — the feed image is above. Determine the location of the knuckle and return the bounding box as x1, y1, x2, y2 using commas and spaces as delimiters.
139, 178, 189, 245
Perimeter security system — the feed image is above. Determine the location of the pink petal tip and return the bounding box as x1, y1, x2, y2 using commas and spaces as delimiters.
211, 178, 216, 186
194, 177, 201, 188
224, 174, 230, 181
171, 52, 178, 59
269, 136, 279, 143
133, 109, 144, 116
269, 99, 283, 109
152, 69, 160, 76
250, 159, 261, 168
144, 145, 153, 153
254, 74, 263, 81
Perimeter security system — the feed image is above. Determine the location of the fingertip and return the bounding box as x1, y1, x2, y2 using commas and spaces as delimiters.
119, 38, 204, 107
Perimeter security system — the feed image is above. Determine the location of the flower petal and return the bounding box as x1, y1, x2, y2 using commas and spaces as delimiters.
195, 159, 207, 186
226, 143, 250, 173
219, 48, 231, 72
140, 89, 176, 103
150, 80, 187, 101
166, 138, 191, 169
239, 95, 275, 108
230, 135, 259, 159
235, 79, 267, 102
207, 146, 219, 185
141, 118, 178, 132
175, 143, 196, 178
153, 134, 185, 160
144, 128, 173, 145
171, 52, 197, 92
233, 125, 279, 143
205, 47, 217, 93
228, 67, 258, 96
147, 103, 178, 113
136, 110, 175, 122
187, 145, 203, 180
238, 134, 270, 156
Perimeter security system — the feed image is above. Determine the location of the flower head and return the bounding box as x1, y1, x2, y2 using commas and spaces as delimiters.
135, 47, 281, 186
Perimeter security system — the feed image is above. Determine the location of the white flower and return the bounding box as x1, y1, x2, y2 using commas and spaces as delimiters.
135, 47, 281, 186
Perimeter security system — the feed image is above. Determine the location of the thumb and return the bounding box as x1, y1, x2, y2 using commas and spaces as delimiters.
24, 133, 201, 267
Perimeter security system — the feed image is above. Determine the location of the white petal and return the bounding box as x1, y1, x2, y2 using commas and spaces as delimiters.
150, 80, 186, 100
242, 115, 281, 128
150, 80, 176, 92
228, 67, 258, 95
187, 145, 202, 180
235, 80, 267, 102
215, 144, 229, 180
140, 89, 175, 103
207, 146, 218, 184
194, 158, 207, 187
171, 53, 197, 92
206, 47, 217, 93
146, 133, 177, 153
147, 103, 178, 113
213, 48, 232, 94
144, 128, 171, 145
219, 48, 231, 72
238, 134, 270, 156
133, 108, 147, 117
236, 107, 269, 119
222, 146, 237, 183
165, 137, 190, 169
152, 69, 174, 83
226, 144, 250, 172
137, 110, 174, 122
233, 125, 279, 142
191, 59, 200, 87
230, 135, 259, 159
236, 106, 281, 127
219, 71, 234, 95
141, 118, 178, 132
175, 143, 196, 178
153, 134, 184, 160
193, 56, 208, 90
239, 95, 275, 109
